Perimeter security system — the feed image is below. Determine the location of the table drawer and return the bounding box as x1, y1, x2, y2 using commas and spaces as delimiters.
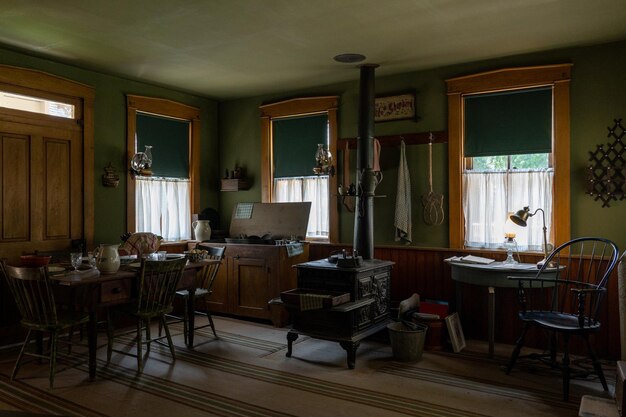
100, 278, 132, 303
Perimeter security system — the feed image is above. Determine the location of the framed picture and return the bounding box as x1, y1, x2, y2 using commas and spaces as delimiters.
445, 312, 466, 353
375, 93, 416, 122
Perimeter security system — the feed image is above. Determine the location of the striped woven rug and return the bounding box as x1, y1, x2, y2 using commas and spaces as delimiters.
0, 316, 612, 416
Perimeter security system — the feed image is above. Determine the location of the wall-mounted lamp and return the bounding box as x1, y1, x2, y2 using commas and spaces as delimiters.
130, 145, 153, 176
313, 143, 335, 176
509, 206, 553, 268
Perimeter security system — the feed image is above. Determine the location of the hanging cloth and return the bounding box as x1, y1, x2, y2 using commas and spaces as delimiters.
373, 138, 381, 172
394, 140, 412, 244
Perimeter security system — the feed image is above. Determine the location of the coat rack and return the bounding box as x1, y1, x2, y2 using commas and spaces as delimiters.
337, 131, 448, 212
337, 130, 448, 149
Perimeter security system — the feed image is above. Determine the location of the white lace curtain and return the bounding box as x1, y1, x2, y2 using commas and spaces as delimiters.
135, 177, 191, 241
273, 176, 328, 238
463, 169, 553, 251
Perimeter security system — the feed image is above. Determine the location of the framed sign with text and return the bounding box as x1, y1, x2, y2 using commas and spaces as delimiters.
375, 93, 416, 122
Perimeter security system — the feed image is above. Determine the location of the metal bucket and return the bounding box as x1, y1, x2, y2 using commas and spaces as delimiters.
387, 321, 428, 362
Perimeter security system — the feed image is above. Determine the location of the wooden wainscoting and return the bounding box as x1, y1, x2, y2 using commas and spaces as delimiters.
309, 243, 620, 360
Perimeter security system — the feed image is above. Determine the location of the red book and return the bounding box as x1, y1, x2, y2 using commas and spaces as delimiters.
419, 300, 449, 319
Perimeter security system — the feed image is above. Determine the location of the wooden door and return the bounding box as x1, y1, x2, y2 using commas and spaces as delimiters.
0, 66, 94, 344
0, 119, 83, 261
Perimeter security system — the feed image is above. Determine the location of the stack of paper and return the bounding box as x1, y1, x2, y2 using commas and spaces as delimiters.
445, 255, 495, 264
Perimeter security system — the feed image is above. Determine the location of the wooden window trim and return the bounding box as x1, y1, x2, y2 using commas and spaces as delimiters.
126, 95, 200, 235
446, 64, 572, 249
259, 96, 339, 243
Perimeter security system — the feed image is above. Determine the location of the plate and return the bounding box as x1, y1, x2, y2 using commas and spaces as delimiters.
47, 266, 66, 273
120, 255, 137, 265
129, 262, 141, 268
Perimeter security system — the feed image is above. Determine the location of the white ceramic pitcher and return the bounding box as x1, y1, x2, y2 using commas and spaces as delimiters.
192, 220, 212, 241
94, 243, 121, 274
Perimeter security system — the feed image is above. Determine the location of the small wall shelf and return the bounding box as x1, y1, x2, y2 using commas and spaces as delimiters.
220, 178, 251, 191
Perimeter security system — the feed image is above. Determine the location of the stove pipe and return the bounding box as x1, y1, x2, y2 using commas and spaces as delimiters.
353, 64, 379, 260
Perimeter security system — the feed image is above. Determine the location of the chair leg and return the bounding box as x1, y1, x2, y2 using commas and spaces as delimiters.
145, 319, 151, 354
37, 332, 45, 364
136, 319, 144, 373
106, 310, 114, 364
561, 333, 571, 401
12, 329, 33, 381
49, 331, 58, 389
161, 316, 176, 361
549, 331, 558, 364
584, 335, 609, 391
183, 294, 189, 346
205, 302, 218, 339
506, 323, 529, 374
207, 311, 218, 339
67, 327, 73, 354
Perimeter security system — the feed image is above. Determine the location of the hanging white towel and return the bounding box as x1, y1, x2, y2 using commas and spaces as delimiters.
394, 140, 412, 243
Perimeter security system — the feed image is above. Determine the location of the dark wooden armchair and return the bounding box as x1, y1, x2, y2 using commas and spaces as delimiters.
505, 236, 620, 401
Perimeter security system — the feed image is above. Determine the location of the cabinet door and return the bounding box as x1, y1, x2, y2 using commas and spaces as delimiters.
230, 249, 274, 319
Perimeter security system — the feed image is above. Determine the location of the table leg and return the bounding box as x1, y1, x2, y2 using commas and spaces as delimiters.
488, 286, 495, 358
455, 282, 462, 314
88, 311, 97, 380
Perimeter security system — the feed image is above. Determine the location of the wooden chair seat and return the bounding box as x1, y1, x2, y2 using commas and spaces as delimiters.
519, 311, 602, 332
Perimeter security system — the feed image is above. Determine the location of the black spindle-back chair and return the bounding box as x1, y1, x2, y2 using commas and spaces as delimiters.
505, 237, 620, 401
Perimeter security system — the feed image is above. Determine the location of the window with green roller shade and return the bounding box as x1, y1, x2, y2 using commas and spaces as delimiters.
464, 87, 552, 157
137, 112, 190, 178
273, 114, 328, 178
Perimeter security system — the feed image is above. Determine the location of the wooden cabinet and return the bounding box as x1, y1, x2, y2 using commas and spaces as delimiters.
200, 243, 309, 326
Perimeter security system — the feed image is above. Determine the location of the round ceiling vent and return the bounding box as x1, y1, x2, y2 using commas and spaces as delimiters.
333, 53, 366, 63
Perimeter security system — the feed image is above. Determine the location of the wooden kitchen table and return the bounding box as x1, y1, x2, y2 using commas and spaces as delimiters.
50, 258, 219, 380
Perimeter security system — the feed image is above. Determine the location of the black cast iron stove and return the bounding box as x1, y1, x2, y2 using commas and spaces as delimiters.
283, 64, 393, 369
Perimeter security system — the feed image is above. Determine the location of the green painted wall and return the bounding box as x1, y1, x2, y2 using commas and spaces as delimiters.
0, 48, 219, 246
2, 39, 624, 253
219, 40, 626, 252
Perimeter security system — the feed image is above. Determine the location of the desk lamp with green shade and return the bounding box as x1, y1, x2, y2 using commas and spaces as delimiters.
509, 206, 551, 268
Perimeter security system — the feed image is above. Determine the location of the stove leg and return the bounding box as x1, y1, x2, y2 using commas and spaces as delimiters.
340, 341, 359, 369
286, 331, 298, 357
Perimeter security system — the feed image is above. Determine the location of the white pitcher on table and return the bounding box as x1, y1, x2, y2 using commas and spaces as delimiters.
94, 243, 121, 274
193, 220, 212, 241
